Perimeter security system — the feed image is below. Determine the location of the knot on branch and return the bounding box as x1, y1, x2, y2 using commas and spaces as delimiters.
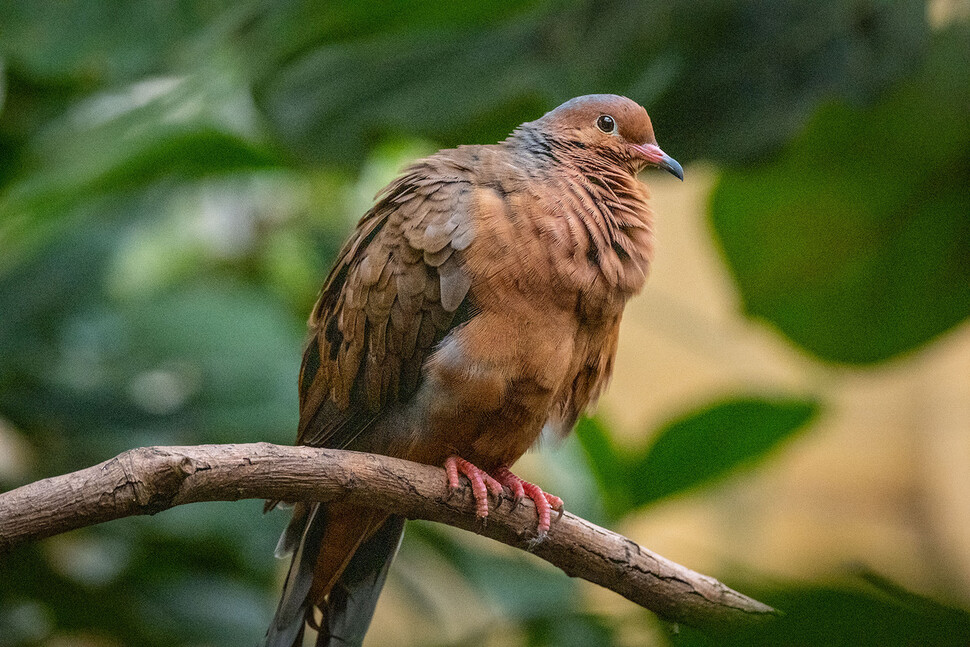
102, 447, 200, 516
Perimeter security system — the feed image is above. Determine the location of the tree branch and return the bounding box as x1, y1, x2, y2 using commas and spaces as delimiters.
0, 443, 775, 632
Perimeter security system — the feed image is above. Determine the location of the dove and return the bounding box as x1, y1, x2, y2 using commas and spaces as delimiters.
264, 94, 683, 647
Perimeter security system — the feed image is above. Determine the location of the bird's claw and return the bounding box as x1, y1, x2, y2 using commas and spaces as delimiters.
546, 493, 565, 523
502, 474, 526, 506
490, 466, 563, 536
553, 503, 564, 523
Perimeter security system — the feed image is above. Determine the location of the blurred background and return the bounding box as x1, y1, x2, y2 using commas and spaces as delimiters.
1, 1, 969, 645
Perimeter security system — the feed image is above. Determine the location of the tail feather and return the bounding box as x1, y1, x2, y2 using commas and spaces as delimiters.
320, 515, 406, 647
264, 504, 327, 647
275, 502, 311, 559
264, 507, 406, 647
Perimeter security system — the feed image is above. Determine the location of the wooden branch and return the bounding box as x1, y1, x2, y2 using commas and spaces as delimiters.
0, 443, 775, 632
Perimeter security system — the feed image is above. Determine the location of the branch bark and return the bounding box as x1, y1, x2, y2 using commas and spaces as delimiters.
0, 443, 775, 632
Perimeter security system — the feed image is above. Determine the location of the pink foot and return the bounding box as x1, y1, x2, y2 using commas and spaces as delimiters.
444, 456, 504, 519
491, 466, 564, 536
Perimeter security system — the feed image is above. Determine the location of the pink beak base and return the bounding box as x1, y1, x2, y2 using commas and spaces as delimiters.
631, 143, 684, 180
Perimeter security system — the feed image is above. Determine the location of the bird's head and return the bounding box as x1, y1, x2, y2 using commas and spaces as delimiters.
530, 94, 683, 180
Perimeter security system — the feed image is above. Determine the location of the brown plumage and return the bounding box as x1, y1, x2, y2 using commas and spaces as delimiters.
264, 94, 683, 647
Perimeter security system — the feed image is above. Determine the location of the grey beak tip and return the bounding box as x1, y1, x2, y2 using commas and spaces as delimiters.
661, 154, 684, 181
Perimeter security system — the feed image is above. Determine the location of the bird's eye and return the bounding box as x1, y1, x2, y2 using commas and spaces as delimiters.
596, 115, 616, 133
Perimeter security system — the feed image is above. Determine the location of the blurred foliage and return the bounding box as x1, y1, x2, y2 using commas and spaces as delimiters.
712, 24, 970, 363
670, 582, 970, 647
577, 399, 818, 519
1, 1, 968, 646
250, 0, 928, 166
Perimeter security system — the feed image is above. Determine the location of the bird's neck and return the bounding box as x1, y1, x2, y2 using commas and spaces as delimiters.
505, 127, 560, 167
507, 126, 639, 176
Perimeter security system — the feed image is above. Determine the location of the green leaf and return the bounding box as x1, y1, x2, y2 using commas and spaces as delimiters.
711, 27, 970, 363
120, 281, 303, 443
577, 399, 818, 515
672, 577, 970, 647
574, 417, 633, 519
629, 398, 819, 507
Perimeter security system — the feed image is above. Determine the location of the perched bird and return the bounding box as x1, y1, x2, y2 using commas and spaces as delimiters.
264, 94, 683, 647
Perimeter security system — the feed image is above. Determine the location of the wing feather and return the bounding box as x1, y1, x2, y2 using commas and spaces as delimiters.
296, 163, 478, 449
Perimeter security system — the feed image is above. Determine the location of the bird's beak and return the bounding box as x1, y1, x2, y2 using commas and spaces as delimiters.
631, 143, 684, 181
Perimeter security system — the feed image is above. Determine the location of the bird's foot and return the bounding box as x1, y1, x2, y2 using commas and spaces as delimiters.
444, 455, 504, 520
490, 466, 563, 537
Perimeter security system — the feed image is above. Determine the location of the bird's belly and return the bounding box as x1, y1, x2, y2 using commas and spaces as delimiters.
394, 308, 579, 470
400, 377, 555, 470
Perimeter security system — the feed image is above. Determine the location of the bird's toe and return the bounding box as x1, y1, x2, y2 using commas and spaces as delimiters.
443, 455, 499, 519
490, 466, 563, 536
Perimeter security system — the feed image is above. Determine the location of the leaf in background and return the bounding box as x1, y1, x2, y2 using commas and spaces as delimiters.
630, 398, 818, 507
711, 26, 970, 364
120, 280, 303, 444
670, 576, 970, 647
0, 504, 282, 647
578, 399, 818, 516
0, 213, 303, 474
574, 417, 633, 519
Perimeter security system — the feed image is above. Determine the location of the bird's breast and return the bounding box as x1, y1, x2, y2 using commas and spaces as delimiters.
533, 172, 654, 318
465, 176, 653, 314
